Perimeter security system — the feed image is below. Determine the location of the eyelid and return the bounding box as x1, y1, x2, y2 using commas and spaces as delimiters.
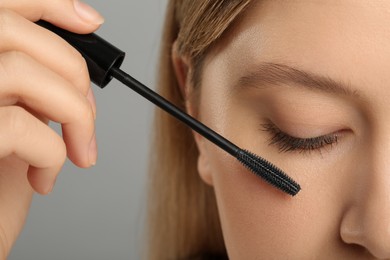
261, 121, 340, 153
261, 122, 339, 139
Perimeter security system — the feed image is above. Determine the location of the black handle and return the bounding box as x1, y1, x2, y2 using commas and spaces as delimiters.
36, 20, 125, 88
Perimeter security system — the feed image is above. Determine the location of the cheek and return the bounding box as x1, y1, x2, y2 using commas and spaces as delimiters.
206, 144, 350, 258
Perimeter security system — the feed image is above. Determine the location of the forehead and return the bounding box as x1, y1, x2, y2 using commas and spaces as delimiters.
207, 0, 390, 94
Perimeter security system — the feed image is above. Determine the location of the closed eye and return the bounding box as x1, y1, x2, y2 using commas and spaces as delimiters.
261, 122, 339, 153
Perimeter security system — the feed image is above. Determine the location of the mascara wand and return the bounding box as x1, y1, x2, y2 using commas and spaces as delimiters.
37, 21, 301, 196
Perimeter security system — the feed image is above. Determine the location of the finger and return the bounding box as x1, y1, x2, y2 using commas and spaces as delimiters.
0, 9, 91, 95
0, 0, 104, 33
0, 10, 97, 121
0, 51, 96, 168
0, 106, 66, 194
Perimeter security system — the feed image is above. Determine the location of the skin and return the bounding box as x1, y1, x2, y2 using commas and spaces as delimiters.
0, 0, 102, 258
176, 0, 390, 259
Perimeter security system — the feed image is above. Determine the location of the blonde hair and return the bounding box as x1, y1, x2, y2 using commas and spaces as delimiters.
147, 1, 252, 259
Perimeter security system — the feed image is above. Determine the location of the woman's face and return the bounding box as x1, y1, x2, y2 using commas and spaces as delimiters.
192, 0, 390, 258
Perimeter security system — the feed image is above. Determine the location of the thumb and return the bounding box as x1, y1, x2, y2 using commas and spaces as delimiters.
0, 0, 104, 33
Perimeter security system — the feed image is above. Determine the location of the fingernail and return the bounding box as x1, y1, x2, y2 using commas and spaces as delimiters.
73, 0, 105, 25
45, 177, 57, 195
39, 178, 57, 195
87, 87, 97, 120
89, 132, 97, 166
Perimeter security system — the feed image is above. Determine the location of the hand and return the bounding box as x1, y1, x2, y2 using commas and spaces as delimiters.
0, 0, 104, 258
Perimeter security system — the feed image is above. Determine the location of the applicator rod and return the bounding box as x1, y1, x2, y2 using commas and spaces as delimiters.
110, 67, 240, 155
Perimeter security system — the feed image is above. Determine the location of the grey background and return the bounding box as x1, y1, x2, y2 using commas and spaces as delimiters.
9, 1, 168, 259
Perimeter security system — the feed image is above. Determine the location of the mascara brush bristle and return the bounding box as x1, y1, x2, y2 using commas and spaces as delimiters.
236, 149, 300, 196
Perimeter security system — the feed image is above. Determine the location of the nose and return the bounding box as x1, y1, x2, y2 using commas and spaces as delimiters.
340, 151, 390, 259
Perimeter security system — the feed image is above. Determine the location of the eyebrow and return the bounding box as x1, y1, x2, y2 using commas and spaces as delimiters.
237, 62, 359, 97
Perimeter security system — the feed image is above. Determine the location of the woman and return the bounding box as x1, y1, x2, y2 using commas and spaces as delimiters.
148, 0, 390, 259
2, 0, 390, 259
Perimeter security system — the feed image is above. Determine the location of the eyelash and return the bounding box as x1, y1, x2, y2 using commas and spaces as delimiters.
261, 122, 339, 153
